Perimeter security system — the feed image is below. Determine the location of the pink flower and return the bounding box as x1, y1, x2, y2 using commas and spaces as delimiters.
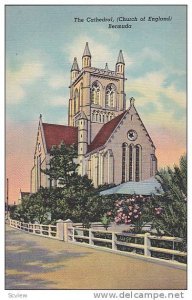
115, 217, 121, 224
134, 215, 139, 219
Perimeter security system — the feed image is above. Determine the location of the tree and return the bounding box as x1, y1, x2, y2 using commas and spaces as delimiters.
42, 143, 79, 187
147, 154, 187, 242
11, 143, 118, 226
41, 143, 118, 226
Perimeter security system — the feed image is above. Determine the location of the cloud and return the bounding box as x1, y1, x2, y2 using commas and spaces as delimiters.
139, 47, 162, 62
6, 62, 44, 104
126, 71, 186, 109
48, 95, 69, 107
125, 70, 186, 140
96, 27, 119, 41
64, 34, 133, 70
126, 71, 166, 105
48, 72, 69, 89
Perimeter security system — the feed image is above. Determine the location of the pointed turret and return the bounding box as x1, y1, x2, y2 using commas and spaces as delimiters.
82, 42, 91, 68
71, 57, 79, 71
130, 97, 135, 107
71, 57, 80, 82
105, 63, 109, 71
117, 50, 125, 64
83, 42, 91, 57
116, 50, 125, 75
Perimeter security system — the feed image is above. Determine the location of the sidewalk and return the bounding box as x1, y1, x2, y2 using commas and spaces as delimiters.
5, 225, 187, 289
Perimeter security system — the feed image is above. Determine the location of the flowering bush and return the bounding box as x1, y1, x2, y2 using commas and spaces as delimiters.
113, 195, 152, 233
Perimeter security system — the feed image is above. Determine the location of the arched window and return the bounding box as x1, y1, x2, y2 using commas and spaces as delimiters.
122, 143, 127, 183
135, 145, 141, 182
91, 82, 101, 105
105, 84, 116, 107
129, 145, 133, 181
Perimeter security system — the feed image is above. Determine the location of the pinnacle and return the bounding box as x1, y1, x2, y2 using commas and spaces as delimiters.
83, 42, 91, 57
71, 57, 80, 71
116, 49, 125, 64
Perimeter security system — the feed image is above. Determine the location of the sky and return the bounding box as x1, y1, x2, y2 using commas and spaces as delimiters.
6, 5, 187, 203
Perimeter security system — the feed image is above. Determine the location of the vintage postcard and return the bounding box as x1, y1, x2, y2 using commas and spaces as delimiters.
4, 3, 188, 299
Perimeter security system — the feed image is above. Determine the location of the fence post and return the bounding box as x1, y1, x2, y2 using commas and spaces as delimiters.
48, 225, 51, 237
63, 219, 73, 242
56, 219, 65, 240
112, 232, 117, 250
72, 227, 75, 242
144, 233, 151, 256
89, 228, 94, 245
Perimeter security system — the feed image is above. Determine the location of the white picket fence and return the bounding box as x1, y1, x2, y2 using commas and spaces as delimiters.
9, 219, 187, 265
67, 226, 187, 263
9, 219, 57, 239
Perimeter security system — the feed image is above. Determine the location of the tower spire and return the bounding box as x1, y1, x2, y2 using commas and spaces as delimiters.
71, 57, 80, 82
71, 57, 79, 71
105, 63, 109, 71
82, 42, 91, 68
116, 50, 125, 64
83, 42, 91, 57
116, 50, 125, 75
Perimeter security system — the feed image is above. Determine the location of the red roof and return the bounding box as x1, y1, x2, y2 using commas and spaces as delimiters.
42, 123, 78, 152
88, 111, 127, 153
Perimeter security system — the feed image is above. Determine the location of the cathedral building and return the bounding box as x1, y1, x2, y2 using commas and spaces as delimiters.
31, 42, 157, 193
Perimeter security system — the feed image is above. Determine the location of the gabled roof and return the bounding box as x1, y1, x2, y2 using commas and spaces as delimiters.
88, 111, 127, 153
42, 123, 78, 152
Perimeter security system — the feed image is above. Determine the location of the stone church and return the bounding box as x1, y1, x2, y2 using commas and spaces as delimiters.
31, 42, 157, 193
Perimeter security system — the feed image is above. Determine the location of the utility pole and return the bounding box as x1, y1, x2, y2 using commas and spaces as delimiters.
6, 178, 9, 219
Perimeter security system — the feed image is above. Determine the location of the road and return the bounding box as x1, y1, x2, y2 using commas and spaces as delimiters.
5, 225, 187, 290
